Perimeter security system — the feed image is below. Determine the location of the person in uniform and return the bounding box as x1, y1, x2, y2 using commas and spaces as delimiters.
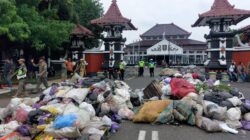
148, 59, 156, 77
13, 58, 28, 97
31, 57, 49, 92
75, 58, 88, 77
138, 59, 145, 77
119, 60, 127, 81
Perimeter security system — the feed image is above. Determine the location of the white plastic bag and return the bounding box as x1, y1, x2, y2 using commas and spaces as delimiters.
75, 110, 91, 129
101, 116, 112, 126
101, 103, 111, 114
45, 127, 81, 138
244, 113, 250, 121
112, 95, 128, 112
79, 102, 96, 118
161, 85, 172, 96
114, 88, 130, 101
203, 101, 227, 121
65, 88, 89, 104
0, 121, 19, 136
227, 97, 242, 107
226, 108, 241, 121
63, 103, 80, 115
118, 107, 135, 120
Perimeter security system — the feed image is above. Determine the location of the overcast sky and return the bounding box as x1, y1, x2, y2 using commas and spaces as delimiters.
99, 0, 250, 44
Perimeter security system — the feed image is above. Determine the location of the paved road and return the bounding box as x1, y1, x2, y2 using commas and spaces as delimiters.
110, 76, 250, 140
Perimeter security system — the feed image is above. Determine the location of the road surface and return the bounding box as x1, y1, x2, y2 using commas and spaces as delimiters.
110, 75, 250, 140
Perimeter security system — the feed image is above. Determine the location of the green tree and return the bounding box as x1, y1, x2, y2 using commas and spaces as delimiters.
0, 0, 30, 42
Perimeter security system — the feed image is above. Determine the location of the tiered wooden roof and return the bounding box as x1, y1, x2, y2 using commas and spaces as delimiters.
91, 0, 136, 30
193, 0, 250, 27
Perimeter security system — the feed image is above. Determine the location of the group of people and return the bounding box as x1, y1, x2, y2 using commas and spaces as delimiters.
228, 61, 247, 82
107, 59, 127, 81
106, 58, 156, 81
62, 58, 88, 80
138, 59, 156, 77
2, 56, 88, 97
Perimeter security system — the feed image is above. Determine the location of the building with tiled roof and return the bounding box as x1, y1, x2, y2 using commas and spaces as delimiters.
193, 0, 250, 72
91, 0, 136, 30
193, 0, 250, 27
124, 23, 207, 66
70, 24, 94, 37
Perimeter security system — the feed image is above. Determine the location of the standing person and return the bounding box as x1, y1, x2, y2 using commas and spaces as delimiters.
237, 62, 247, 82
75, 58, 88, 77
59, 56, 67, 81
3, 58, 13, 89
138, 59, 145, 77
13, 58, 28, 97
65, 58, 74, 78
108, 58, 115, 79
148, 59, 156, 77
119, 60, 127, 81
228, 62, 237, 82
31, 57, 49, 92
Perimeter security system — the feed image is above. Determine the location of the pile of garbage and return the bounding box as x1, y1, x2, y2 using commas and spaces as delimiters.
0, 70, 250, 139
133, 72, 250, 134
0, 76, 135, 139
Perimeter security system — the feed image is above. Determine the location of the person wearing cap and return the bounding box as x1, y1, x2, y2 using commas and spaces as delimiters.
14, 58, 28, 97
75, 58, 88, 77
119, 60, 127, 81
31, 57, 49, 92
138, 59, 145, 77
148, 59, 156, 77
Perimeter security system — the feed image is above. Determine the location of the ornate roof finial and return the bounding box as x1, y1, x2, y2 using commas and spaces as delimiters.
112, 0, 117, 3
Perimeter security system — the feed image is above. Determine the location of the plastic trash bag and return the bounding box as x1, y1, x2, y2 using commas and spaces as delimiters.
114, 88, 130, 101
18, 103, 33, 112
75, 109, 91, 129
0, 121, 19, 136
53, 114, 77, 129
227, 97, 242, 107
225, 120, 242, 129
34, 134, 53, 140
40, 103, 66, 115
63, 103, 79, 115
111, 95, 128, 112
244, 113, 250, 121
16, 125, 31, 136
241, 121, 250, 131
101, 103, 111, 114
102, 116, 112, 126
161, 85, 172, 96
170, 78, 196, 98
22, 97, 38, 106
226, 108, 241, 121
65, 88, 89, 104
79, 102, 96, 118
44, 126, 81, 139
118, 107, 135, 120
133, 100, 172, 123
14, 108, 28, 123
196, 116, 223, 132
203, 101, 227, 121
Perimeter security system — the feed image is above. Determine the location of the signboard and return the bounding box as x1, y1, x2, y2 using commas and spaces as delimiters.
147, 40, 183, 55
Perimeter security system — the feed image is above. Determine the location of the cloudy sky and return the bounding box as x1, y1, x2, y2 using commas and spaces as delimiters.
99, 0, 250, 44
